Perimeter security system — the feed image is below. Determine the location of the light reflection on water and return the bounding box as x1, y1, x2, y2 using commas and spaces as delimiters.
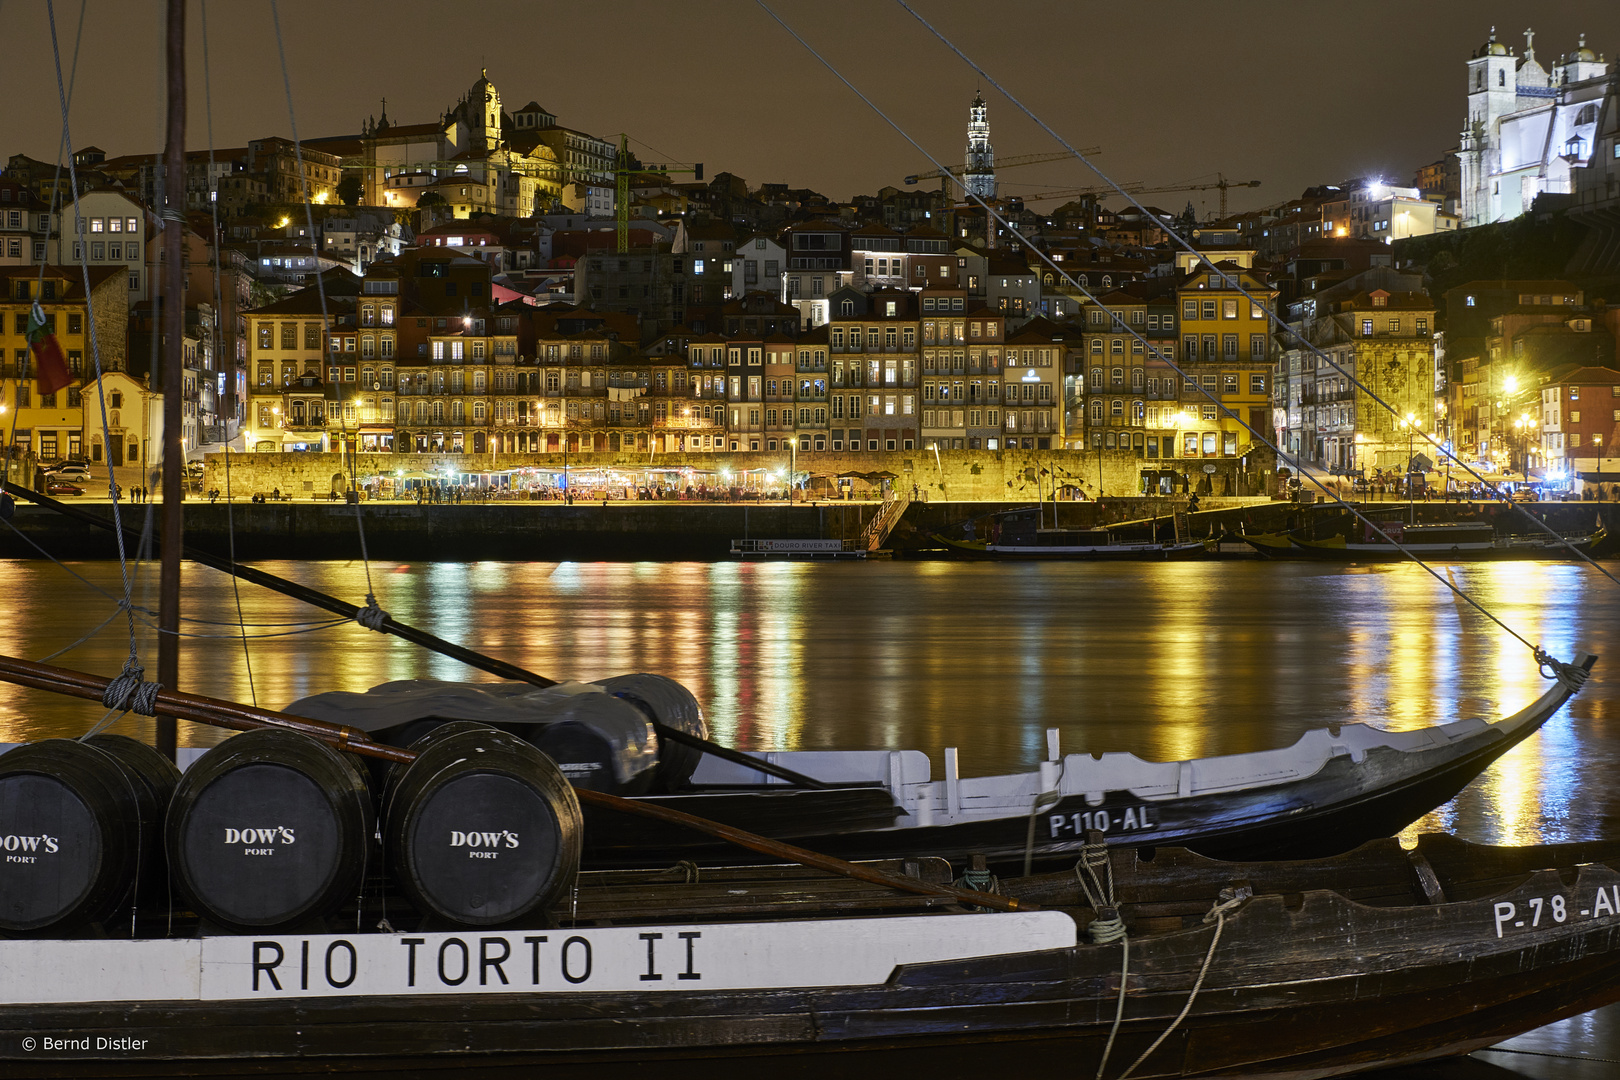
1, 558, 1617, 849
4, 555, 1620, 1070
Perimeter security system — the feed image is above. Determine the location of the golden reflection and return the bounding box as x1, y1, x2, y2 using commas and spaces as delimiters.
0, 559, 1615, 851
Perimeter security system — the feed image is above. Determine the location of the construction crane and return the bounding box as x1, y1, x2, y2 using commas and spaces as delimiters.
1018, 173, 1261, 220
902, 150, 1101, 193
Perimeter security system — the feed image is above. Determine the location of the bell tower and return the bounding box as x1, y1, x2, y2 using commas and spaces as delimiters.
963, 94, 996, 201
1459, 27, 1518, 226
470, 68, 502, 154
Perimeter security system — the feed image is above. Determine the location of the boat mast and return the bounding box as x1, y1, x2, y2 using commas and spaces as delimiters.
156, 0, 186, 761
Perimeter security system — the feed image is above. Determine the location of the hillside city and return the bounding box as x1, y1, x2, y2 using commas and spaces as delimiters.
2, 27, 1619, 500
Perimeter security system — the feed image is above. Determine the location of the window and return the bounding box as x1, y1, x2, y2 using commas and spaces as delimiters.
1250, 374, 1266, 394
1416, 318, 1428, 334
1361, 319, 1373, 336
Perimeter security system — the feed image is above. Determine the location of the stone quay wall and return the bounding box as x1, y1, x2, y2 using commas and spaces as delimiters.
199, 447, 1278, 503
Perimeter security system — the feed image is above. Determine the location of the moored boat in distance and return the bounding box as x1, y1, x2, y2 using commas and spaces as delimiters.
731, 538, 868, 560
1290, 519, 1608, 561
934, 505, 1207, 560
935, 528, 1209, 559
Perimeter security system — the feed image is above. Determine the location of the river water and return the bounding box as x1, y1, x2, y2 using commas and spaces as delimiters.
2, 557, 1618, 1075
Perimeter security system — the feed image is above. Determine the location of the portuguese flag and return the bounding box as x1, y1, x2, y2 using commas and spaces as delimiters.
26, 302, 73, 397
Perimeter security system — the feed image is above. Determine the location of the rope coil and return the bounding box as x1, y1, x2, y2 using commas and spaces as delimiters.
101, 662, 162, 717
355, 593, 391, 631
1535, 648, 1590, 692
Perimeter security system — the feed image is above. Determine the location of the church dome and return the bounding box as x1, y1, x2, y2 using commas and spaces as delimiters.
1571, 34, 1597, 62
1477, 27, 1508, 57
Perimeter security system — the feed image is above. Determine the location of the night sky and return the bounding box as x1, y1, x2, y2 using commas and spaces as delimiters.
4, 1, 1619, 216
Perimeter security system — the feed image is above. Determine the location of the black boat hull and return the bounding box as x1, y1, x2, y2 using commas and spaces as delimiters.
8, 854, 1620, 1078
581, 661, 1594, 871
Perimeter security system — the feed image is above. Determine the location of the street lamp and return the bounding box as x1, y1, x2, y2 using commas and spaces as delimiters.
1399, 412, 1423, 514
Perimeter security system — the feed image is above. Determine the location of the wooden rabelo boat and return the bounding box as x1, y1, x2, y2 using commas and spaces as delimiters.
933, 528, 1210, 560
273, 653, 1597, 870
933, 505, 1210, 560
6, 808, 1620, 1078
1245, 519, 1609, 561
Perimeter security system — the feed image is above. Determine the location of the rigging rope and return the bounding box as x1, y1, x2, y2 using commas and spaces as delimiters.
1072, 840, 1127, 1079
46, 0, 152, 707
892, 0, 1620, 589
756, 0, 1589, 680
270, 0, 382, 614
1117, 890, 1248, 1080
3, 508, 345, 633
200, 0, 258, 706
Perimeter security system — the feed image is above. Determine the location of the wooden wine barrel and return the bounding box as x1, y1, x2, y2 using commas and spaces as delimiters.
527, 692, 659, 796
384, 726, 581, 928
166, 729, 373, 932
0, 736, 176, 934
596, 674, 708, 791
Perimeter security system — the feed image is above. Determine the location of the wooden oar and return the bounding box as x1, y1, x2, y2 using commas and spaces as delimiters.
2, 482, 833, 791
0, 653, 1030, 913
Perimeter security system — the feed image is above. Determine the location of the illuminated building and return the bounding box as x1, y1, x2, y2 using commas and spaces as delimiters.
1458, 27, 1610, 227
963, 94, 996, 202
1174, 256, 1277, 461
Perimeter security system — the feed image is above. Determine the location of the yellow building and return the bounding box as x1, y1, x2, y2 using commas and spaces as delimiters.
1173, 262, 1277, 459
0, 265, 128, 465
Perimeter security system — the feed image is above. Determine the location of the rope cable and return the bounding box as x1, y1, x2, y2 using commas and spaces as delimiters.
4, 513, 349, 649
756, 0, 1587, 680
46, 0, 158, 712
893, 0, 1620, 586
201, 0, 258, 706
269, 0, 384, 628
1117, 892, 1247, 1080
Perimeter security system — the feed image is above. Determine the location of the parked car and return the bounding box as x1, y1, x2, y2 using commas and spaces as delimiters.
47, 464, 92, 482
44, 481, 84, 496
1510, 488, 1540, 503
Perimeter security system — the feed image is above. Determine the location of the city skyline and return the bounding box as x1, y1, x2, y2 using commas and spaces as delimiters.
3, 1, 1618, 213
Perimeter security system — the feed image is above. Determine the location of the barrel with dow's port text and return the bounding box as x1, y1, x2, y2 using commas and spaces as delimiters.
384, 724, 581, 928
165, 728, 374, 932
0, 735, 177, 934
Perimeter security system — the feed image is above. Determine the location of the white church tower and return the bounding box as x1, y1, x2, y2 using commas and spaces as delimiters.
963, 94, 996, 201
1458, 27, 1518, 227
